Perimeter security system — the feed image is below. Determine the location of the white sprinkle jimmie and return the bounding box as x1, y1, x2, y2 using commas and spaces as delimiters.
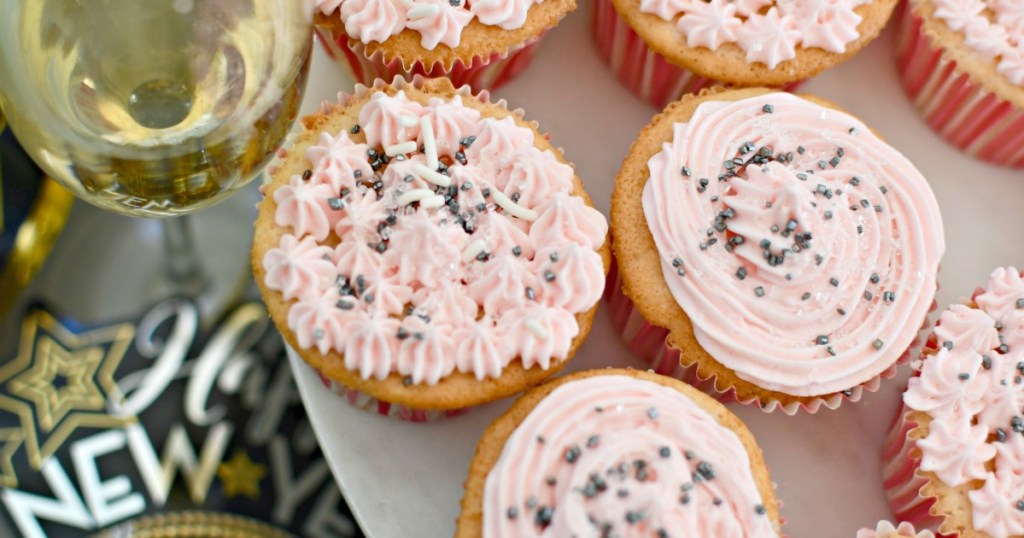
419, 195, 446, 209
420, 116, 439, 170
385, 141, 417, 157
407, 4, 440, 18
491, 189, 538, 221
461, 239, 488, 263
396, 188, 436, 206
525, 319, 549, 339
398, 115, 419, 128
412, 163, 451, 187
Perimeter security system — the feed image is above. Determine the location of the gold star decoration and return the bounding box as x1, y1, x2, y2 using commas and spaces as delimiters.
217, 450, 266, 500
0, 308, 136, 485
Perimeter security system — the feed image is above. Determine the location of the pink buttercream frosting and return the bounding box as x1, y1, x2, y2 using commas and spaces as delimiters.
641, 0, 871, 68
855, 521, 935, 538
904, 267, 1024, 536
267, 90, 607, 385
642, 93, 944, 396
482, 374, 778, 537
931, 0, 1024, 84
318, 0, 543, 50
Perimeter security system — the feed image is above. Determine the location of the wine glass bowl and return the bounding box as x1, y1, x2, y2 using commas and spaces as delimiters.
0, 0, 313, 216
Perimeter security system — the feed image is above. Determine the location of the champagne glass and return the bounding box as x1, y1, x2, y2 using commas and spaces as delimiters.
0, 0, 313, 319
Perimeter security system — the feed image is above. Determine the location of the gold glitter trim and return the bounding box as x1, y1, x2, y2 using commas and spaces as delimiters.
94, 511, 293, 538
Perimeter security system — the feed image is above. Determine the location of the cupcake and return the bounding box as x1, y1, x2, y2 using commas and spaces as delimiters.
592, 0, 897, 107
883, 267, 1024, 536
857, 521, 936, 538
314, 0, 574, 92
894, 0, 1024, 167
609, 87, 945, 414
456, 368, 782, 536
253, 77, 610, 420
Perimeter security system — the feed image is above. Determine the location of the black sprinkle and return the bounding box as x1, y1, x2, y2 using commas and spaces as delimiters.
535, 506, 553, 527
755, 505, 767, 515
762, 104, 774, 113
682, 166, 692, 177
873, 339, 884, 350
507, 507, 518, 519
659, 446, 671, 458
625, 511, 645, 524
817, 335, 830, 345
830, 277, 840, 287
983, 355, 993, 370
647, 407, 660, 419
754, 286, 765, 297
301, 169, 312, 180
802, 292, 812, 301
512, 246, 523, 257
736, 267, 748, 280
565, 445, 581, 463
696, 461, 716, 481
864, 291, 873, 301
870, 273, 880, 284
545, 270, 556, 282
997, 428, 1008, 442
587, 435, 600, 448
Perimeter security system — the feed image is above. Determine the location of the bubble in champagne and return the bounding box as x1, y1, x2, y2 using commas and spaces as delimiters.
127, 79, 193, 129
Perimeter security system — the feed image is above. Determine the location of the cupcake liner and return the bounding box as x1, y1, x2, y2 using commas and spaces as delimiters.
880, 401, 949, 535
895, 4, 1024, 168
314, 24, 545, 93
591, 0, 803, 108
287, 344, 470, 422
605, 257, 927, 415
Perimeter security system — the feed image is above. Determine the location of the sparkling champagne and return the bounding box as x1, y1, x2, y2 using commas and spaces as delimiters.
0, 0, 313, 216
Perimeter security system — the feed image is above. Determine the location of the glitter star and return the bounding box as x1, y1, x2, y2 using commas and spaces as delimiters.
217, 450, 266, 500
0, 308, 136, 481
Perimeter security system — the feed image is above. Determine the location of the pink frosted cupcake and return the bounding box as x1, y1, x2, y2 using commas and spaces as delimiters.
894, 0, 1024, 167
253, 78, 609, 421
592, 0, 898, 107
884, 267, 1024, 535
314, 0, 574, 92
610, 88, 945, 414
857, 521, 936, 538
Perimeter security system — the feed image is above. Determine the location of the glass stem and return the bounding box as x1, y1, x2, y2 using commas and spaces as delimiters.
161, 216, 205, 293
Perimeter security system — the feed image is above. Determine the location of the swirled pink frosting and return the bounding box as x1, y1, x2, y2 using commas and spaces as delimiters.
642, 93, 944, 396
932, 0, 1024, 84
482, 374, 778, 537
641, 0, 869, 67
264, 90, 607, 385
318, 0, 542, 50
904, 267, 1024, 536
855, 521, 935, 538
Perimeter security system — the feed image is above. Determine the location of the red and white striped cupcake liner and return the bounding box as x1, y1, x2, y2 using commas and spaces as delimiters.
880, 400, 951, 536
605, 259, 927, 415
895, 4, 1024, 168
314, 26, 544, 93
591, 0, 803, 108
